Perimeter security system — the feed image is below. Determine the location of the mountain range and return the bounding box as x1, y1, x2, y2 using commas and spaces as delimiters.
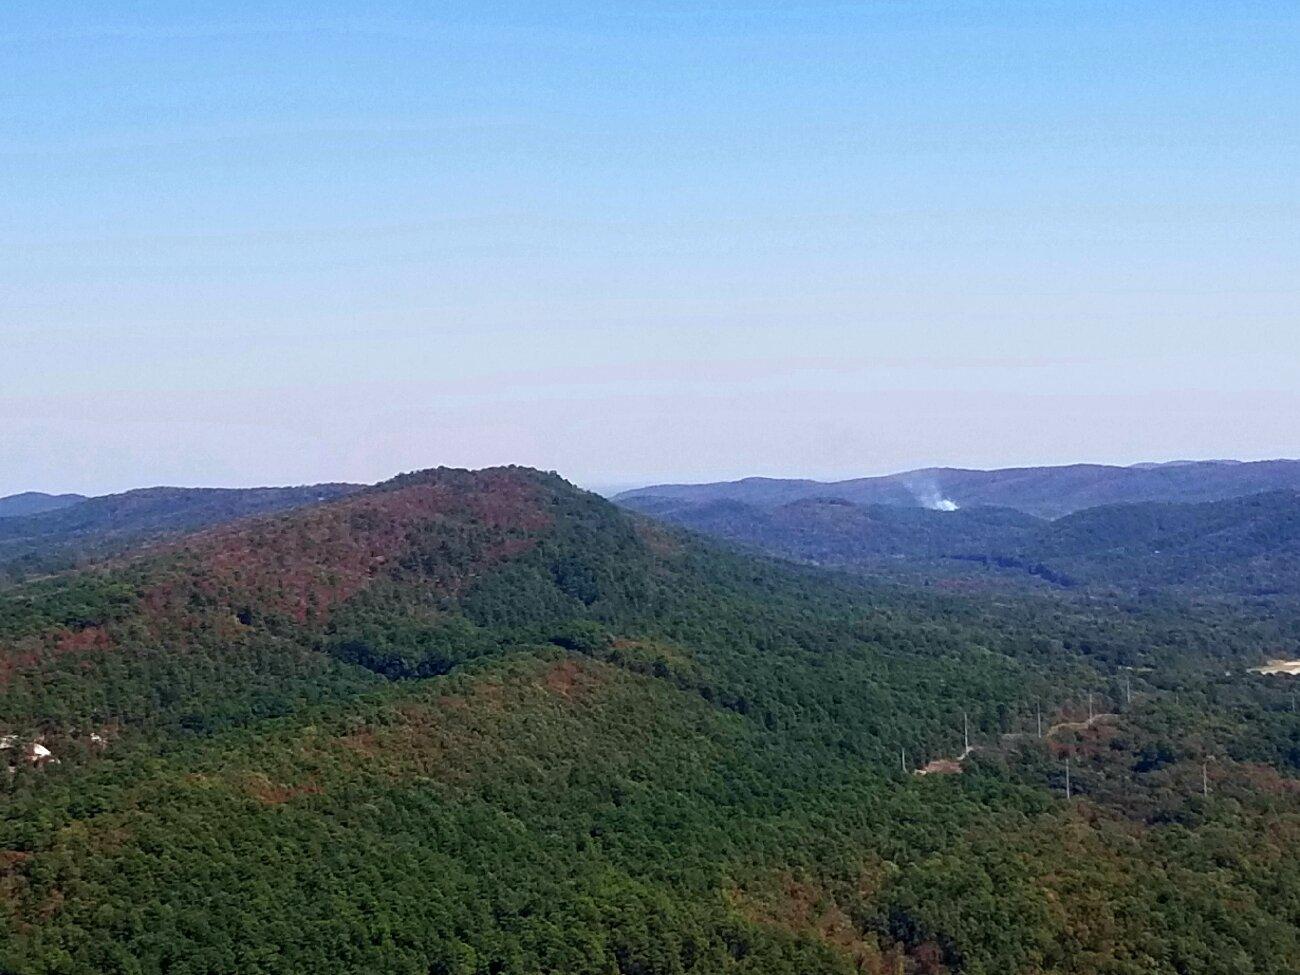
617, 459, 1300, 519
0, 492, 87, 519
619, 489, 1300, 598
0, 483, 362, 582
1, 465, 1298, 974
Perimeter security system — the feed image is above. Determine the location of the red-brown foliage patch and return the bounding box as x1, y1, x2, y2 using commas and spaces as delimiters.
242, 773, 322, 806
1231, 761, 1300, 797
440, 679, 508, 713
1045, 713, 1121, 760
0, 646, 42, 688
0, 470, 562, 707
332, 709, 465, 784
0, 849, 32, 908
632, 519, 682, 558
540, 657, 605, 702
338, 730, 383, 758
0, 627, 116, 688
168, 474, 553, 627
728, 872, 945, 974
543, 658, 591, 698
3, 470, 556, 678
52, 626, 112, 655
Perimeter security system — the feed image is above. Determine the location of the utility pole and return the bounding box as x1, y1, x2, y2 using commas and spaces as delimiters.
1065, 757, 1072, 800
963, 711, 970, 753
1036, 700, 1043, 739
1124, 673, 1132, 707
901, 747, 907, 775
1202, 761, 1209, 798
1088, 692, 1094, 723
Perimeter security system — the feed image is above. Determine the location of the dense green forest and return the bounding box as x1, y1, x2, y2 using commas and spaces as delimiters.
1, 468, 1297, 974
620, 489, 1300, 605
0, 483, 361, 585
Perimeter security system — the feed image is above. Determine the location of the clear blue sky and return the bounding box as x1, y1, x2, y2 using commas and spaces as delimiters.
4, 2, 1298, 495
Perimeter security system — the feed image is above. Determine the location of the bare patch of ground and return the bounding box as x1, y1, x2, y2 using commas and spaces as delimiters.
1252, 659, 1300, 675
916, 758, 964, 776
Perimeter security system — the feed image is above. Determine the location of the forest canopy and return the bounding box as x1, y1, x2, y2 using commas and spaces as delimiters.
1, 468, 1297, 975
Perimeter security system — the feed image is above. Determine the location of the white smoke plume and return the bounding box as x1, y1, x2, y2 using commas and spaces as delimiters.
907, 482, 960, 512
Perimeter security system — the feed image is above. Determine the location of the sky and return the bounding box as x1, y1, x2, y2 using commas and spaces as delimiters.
3, 1, 1298, 496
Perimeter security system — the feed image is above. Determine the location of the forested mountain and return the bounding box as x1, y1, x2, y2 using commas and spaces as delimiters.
618, 459, 1300, 518
1002, 490, 1300, 594
623, 489, 1300, 599
0, 483, 362, 582
0, 493, 86, 519
624, 496, 1043, 564
2, 467, 1298, 974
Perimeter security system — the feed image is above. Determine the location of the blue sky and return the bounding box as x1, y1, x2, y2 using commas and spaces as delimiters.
3, 2, 1298, 494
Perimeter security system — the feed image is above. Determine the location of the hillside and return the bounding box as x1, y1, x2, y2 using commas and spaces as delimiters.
0, 483, 362, 582
0, 493, 86, 519
625, 488, 1300, 599
2, 468, 1299, 974
630, 496, 1043, 564
1007, 490, 1300, 594
618, 459, 1300, 518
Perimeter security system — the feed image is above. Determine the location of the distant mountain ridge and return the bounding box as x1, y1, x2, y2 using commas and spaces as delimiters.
642, 496, 1043, 564
1004, 488, 1300, 593
617, 459, 1300, 518
0, 492, 87, 518
0, 483, 362, 580
623, 487, 1300, 598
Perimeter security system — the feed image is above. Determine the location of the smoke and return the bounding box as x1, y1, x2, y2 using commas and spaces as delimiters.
907, 481, 960, 512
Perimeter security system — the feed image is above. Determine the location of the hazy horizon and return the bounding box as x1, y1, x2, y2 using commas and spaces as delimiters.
5, 4, 1298, 497
6, 453, 1300, 502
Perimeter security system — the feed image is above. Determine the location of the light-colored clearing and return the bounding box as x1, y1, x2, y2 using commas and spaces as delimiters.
1252, 659, 1300, 676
